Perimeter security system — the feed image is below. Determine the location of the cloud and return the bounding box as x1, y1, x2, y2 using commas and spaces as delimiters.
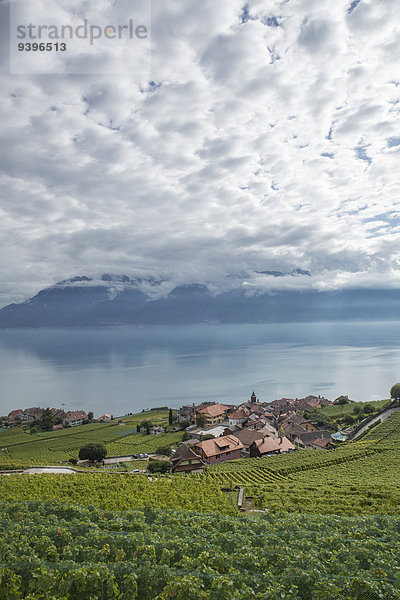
0, 0, 399, 306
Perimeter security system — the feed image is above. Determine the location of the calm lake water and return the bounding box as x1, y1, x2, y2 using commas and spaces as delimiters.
0, 322, 399, 416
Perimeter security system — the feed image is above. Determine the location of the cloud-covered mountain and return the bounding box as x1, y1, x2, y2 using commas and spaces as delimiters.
0, 273, 399, 327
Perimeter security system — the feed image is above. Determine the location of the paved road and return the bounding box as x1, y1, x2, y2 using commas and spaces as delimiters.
352, 407, 400, 439
24, 467, 77, 475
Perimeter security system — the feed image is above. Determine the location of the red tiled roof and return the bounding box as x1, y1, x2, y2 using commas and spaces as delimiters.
194, 435, 243, 458
312, 438, 330, 448
229, 409, 247, 420
254, 437, 281, 454
197, 404, 229, 418
278, 436, 295, 452
64, 410, 87, 421
8, 409, 23, 419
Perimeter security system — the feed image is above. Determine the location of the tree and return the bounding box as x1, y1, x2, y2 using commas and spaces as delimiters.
147, 460, 171, 474
136, 424, 141, 433
78, 442, 107, 462
168, 408, 173, 426
87, 411, 94, 422
39, 408, 54, 431
196, 414, 207, 428
156, 445, 172, 456
390, 383, 400, 402
335, 395, 350, 405
182, 430, 190, 441
362, 402, 375, 415
180, 420, 190, 429
343, 414, 356, 426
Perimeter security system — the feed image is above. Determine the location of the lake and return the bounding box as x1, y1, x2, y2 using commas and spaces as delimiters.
0, 322, 399, 416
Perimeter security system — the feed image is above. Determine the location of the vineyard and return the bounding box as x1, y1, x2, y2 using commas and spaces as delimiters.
0, 501, 399, 599
205, 412, 400, 515
314, 398, 388, 421
1, 410, 400, 517
0, 409, 182, 469
0, 473, 237, 515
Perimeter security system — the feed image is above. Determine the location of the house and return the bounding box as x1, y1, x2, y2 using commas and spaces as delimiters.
150, 425, 166, 435
20, 407, 44, 423
270, 398, 296, 415
170, 446, 205, 474
249, 435, 295, 457
192, 435, 243, 464
247, 404, 267, 416
293, 430, 332, 449
250, 437, 281, 457
51, 408, 66, 420
228, 409, 248, 426
257, 424, 278, 438
285, 424, 309, 443
63, 410, 87, 427
7, 409, 23, 425
282, 416, 318, 436
52, 424, 63, 431
98, 414, 111, 422
232, 428, 264, 452
311, 437, 331, 449
178, 405, 195, 423
195, 403, 230, 427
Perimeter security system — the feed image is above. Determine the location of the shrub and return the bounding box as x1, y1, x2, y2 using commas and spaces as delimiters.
147, 460, 171, 474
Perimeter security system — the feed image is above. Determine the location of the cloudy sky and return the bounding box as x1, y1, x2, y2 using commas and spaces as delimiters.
0, 0, 399, 307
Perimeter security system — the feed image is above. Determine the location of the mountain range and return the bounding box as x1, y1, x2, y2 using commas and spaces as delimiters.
0, 273, 399, 327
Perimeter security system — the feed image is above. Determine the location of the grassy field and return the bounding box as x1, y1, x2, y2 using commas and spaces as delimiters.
0, 409, 183, 469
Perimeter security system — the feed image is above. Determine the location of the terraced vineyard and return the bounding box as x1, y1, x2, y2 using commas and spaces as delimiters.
0, 472, 237, 514
206, 413, 400, 515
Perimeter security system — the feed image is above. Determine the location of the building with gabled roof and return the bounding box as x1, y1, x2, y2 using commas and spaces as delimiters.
228, 409, 248, 426
312, 437, 331, 449
171, 445, 205, 474
196, 403, 230, 426
21, 407, 44, 422
98, 414, 111, 422
293, 430, 332, 449
232, 428, 264, 450
63, 410, 87, 427
7, 409, 23, 424
250, 435, 295, 457
192, 435, 243, 464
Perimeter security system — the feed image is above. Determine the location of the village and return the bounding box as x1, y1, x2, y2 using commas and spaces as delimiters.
3, 391, 355, 475
170, 391, 347, 474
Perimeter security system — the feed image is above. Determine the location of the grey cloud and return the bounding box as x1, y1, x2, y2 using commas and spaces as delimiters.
0, 0, 399, 306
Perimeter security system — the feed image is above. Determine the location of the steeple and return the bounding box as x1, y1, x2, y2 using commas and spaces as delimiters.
251, 391, 257, 403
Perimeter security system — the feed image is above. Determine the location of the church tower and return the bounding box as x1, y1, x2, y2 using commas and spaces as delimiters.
251, 391, 257, 403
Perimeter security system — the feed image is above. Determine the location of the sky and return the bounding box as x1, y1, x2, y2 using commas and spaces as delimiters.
0, 0, 399, 307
